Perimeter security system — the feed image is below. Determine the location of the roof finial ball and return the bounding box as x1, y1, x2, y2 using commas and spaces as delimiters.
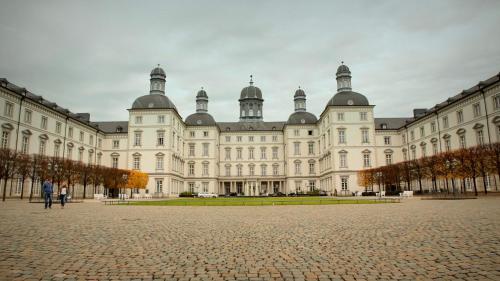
249, 75, 254, 85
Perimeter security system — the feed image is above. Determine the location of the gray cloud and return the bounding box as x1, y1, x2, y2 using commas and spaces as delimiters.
1, 0, 499, 122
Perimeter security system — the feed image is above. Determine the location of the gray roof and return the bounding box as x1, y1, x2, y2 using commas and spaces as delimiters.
374, 118, 412, 130
150, 66, 166, 77
327, 91, 369, 106
95, 121, 129, 133
240, 85, 263, 100
336, 64, 351, 75
185, 113, 216, 126
131, 94, 177, 110
196, 89, 208, 98
294, 88, 305, 98
287, 111, 318, 125
217, 121, 285, 132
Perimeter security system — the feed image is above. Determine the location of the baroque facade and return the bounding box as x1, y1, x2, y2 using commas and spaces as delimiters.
1, 64, 499, 197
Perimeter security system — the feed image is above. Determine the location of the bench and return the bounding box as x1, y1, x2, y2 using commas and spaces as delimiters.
400, 190, 414, 198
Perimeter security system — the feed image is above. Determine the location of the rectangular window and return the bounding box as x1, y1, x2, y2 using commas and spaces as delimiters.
260, 147, 266, 159
308, 180, 315, 191
260, 136, 266, 142
420, 126, 425, 138
495, 95, 500, 109
360, 112, 367, 121
4, 101, 13, 117
158, 115, 165, 123
203, 131, 208, 137
410, 130, 415, 141
337, 112, 344, 121
188, 183, 195, 192
79, 131, 84, 142
89, 135, 94, 146
431, 122, 436, 133
135, 116, 142, 124
261, 165, 266, 176
294, 162, 301, 175
134, 132, 141, 146
202, 182, 209, 193
156, 157, 164, 170
248, 148, 254, 159
361, 129, 369, 143
457, 110, 464, 124
385, 154, 392, 165
341, 177, 348, 191
459, 134, 466, 148
476, 130, 484, 145
294, 142, 300, 155
66, 146, 72, 160
202, 163, 209, 176
295, 181, 302, 192
24, 109, 32, 124
237, 136, 242, 142
157, 131, 164, 146
56, 122, 62, 134
445, 139, 451, 152
411, 148, 416, 160
21, 136, 29, 154
402, 134, 406, 144
39, 140, 46, 155
225, 148, 231, 160
188, 163, 195, 176
190, 131, 195, 137
272, 135, 278, 142
189, 144, 195, 156
473, 103, 481, 117
237, 165, 242, 176
155, 179, 163, 193
225, 166, 231, 176
1, 131, 10, 149
432, 143, 438, 155
225, 136, 230, 142
309, 163, 315, 174
384, 136, 391, 145
68, 127, 73, 138
54, 143, 60, 157
421, 145, 427, 157
98, 138, 102, 148
308, 130, 313, 136
294, 129, 300, 136
338, 130, 346, 144
133, 157, 140, 170
249, 136, 254, 142
41, 116, 48, 130
272, 147, 278, 159
442, 116, 449, 128
249, 165, 255, 176
203, 143, 209, 156
78, 149, 83, 162
308, 142, 314, 155
363, 154, 371, 168
112, 140, 120, 148
237, 148, 242, 159
340, 154, 347, 168
112, 157, 118, 168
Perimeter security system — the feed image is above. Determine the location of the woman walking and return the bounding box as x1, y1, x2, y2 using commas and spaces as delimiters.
60, 185, 68, 208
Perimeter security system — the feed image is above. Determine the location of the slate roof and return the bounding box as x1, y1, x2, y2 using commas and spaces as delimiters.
95, 121, 129, 133
374, 118, 413, 130
287, 112, 318, 125
185, 113, 216, 126
131, 94, 177, 110
327, 91, 369, 106
217, 121, 285, 132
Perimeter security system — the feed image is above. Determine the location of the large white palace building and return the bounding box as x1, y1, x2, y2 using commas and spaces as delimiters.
1, 64, 499, 197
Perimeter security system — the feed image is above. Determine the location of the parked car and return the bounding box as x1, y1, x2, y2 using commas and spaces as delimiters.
197, 192, 218, 198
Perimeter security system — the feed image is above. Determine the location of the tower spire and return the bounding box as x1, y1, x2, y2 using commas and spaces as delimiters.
249, 75, 254, 85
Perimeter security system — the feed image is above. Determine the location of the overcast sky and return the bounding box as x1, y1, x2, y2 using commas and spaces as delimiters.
1, 0, 499, 122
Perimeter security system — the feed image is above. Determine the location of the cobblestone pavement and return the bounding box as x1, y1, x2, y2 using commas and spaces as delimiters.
1, 198, 499, 281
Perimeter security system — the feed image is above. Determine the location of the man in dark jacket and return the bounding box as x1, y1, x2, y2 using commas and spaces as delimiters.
42, 178, 53, 209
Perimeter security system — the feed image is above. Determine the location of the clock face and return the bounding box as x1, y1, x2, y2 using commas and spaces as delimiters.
347, 99, 354, 105
301, 119, 306, 124
196, 120, 202, 125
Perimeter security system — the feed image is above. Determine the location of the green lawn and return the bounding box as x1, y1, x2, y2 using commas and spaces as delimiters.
128, 197, 399, 206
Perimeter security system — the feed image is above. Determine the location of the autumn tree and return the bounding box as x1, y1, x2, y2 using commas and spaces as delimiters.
126, 170, 148, 197
0, 149, 17, 201
15, 153, 32, 200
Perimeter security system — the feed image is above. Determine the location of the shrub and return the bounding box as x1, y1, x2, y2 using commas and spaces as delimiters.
179, 191, 195, 197
384, 190, 401, 196
362, 191, 377, 196
306, 190, 320, 196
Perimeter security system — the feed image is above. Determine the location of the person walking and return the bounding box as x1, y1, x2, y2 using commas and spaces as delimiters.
42, 178, 53, 209
60, 185, 68, 209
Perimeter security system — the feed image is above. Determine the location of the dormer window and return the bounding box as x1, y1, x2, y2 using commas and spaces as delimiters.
116, 126, 123, 133
381, 123, 387, 129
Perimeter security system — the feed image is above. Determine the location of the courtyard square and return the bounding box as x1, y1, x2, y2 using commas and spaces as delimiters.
1, 198, 500, 281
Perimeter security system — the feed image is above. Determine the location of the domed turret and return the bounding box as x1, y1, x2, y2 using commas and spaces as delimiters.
288, 87, 318, 125
150, 64, 166, 95
185, 87, 216, 126
239, 75, 264, 122
327, 63, 369, 106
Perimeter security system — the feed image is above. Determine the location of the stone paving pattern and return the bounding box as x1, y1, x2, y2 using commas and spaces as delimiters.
1, 198, 499, 281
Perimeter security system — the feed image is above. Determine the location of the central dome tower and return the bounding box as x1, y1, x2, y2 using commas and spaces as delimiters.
239, 75, 264, 122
